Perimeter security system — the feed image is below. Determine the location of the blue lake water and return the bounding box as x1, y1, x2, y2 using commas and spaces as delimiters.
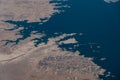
4, 0, 120, 80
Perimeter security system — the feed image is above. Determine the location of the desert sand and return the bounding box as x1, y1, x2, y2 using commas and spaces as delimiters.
0, 0, 105, 80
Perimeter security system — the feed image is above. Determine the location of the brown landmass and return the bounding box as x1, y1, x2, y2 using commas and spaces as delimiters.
0, 0, 56, 55
0, 0, 105, 80
0, 36, 105, 80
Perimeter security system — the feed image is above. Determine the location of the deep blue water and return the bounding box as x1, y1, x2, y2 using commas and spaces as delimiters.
66, 1, 120, 80
4, 0, 120, 80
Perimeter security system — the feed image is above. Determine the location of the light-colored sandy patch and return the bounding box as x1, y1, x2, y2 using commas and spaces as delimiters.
0, 35, 105, 80
0, 0, 59, 55
0, 0, 56, 22
59, 38, 78, 44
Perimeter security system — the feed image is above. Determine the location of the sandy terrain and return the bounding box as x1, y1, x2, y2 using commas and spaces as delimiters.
0, 0, 56, 22
0, 36, 105, 80
0, 0, 57, 55
0, 0, 105, 80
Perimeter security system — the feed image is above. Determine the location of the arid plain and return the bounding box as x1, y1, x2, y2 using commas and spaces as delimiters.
0, 0, 105, 80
